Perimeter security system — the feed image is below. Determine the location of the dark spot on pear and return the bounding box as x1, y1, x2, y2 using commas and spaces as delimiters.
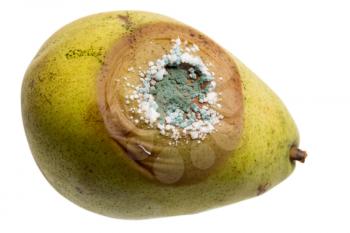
257, 182, 270, 196
75, 186, 84, 194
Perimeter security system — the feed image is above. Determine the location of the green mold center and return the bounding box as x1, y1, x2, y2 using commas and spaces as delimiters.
125, 38, 222, 140
149, 64, 214, 127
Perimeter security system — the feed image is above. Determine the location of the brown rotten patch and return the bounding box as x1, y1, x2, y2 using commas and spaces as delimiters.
98, 22, 244, 185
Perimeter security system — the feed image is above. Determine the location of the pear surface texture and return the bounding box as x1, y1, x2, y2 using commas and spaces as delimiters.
21, 11, 306, 219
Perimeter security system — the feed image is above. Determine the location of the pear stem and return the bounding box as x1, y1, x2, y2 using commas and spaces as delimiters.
290, 146, 307, 163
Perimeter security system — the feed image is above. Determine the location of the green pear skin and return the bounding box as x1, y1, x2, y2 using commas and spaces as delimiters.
22, 11, 302, 219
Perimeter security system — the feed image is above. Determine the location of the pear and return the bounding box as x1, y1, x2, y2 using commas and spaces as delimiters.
21, 11, 306, 219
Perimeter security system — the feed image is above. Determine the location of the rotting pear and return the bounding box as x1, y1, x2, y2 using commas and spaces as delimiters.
21, 11, 307, 219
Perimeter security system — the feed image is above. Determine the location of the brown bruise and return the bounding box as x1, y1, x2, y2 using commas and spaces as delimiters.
98, 22, 244, 185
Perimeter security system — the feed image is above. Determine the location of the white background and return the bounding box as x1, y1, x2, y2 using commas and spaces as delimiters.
1, 0, 349, 232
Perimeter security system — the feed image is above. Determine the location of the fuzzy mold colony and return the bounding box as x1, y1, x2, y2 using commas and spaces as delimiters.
124, 38, 223, 142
